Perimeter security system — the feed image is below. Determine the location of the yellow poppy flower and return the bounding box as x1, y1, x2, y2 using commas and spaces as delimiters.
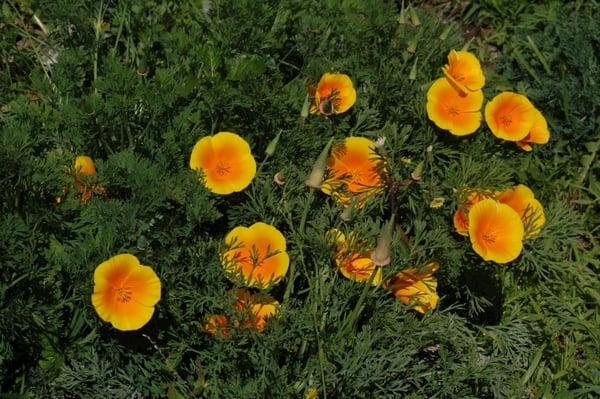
452, 190, 496, 236
74, 155, 96, 176
189, 132, 256, 195
385, 262, 439, 313
485, 92, 536, 141
497, 184, 545, 238
426, 77, 484, 136
321, 137, 387, 208
235, 289, 279, 332
91, 254, 161, 331
516, 108, 550, 151
327, 228, 382, 285
221, 222, 289, 289
441, 50, 485, 93
310, 73, 356, 115
468, 199, 524, 263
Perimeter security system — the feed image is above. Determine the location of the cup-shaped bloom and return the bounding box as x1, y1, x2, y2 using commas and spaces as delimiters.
190, 132, 256, 195
235, 289, 279, 332
327, 228, 382, 285
91, 254, 161, 331
452, 190, 495, 236
497, 184, 545, 238
310, 73, 356, 115
516, 108, 550, 151
74, 155, 96, 176
321, 137, 387, 208
385, 262, 439, 313
441, 50, 485, 93
426, 77, 484, 136
485, 92, 536, 141
221, 222, 289, 289
468, 199, 524, 263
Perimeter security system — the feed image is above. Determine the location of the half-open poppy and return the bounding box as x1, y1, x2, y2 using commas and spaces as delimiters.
441, 50, 485, 93
385, 262, 439, 313
310, 73, 356, 115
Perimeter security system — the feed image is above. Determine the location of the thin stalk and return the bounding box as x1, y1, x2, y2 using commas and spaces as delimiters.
338, 269, 377, 337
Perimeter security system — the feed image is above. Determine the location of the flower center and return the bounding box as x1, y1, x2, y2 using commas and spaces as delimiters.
446, 104, 460, 116
114, 286, 133, 303
215, 161, 231, 176
500, 114, 512, 127
482, 229, 497, 245
452, 72, 464, 82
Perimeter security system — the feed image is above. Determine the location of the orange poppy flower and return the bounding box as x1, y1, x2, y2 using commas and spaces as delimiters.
485, 92, 536, 141
221, 222, 289, 289
497, 184, 545, 238
310, 73, 356, 115
385, 262, 439, 313
235, 289, 279, 332
468, 199, 524, 263
75, 155, 96, 176
441, 50, 485, 93
516, 108, 550, 151
68, 155, 105, 204
452, 190, 495, 236
327, 228, 382, 285
321, 137, 387, 208
189, 132, 256, 195
91, 254, 161, 331
426, 77, 484, 136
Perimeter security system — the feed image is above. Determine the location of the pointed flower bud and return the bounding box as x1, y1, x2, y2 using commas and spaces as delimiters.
371, 214, 395, 267
410, 161, 424, 181
265, 131, 281, 157
305, 137, 334, 189
409, 6, 421, 26
274, 171, 285, 186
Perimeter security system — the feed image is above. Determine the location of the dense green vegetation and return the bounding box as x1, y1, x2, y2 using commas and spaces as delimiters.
1, 0, 598, 397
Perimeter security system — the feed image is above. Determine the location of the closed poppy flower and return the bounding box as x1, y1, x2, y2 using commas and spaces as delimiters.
221, 222, 289, 289
310, 73, 356, 115
321, 137, 387, 208
327, 228, 382, 285
190, 131, 256, 195
235, 289, 279, 332
441, 50, 485, 93
468, 199, 524, 263
426, 77, 484, 136
70, 155, 105, 204
91, 254, 161, 331
516, 108, 550, 151
385, 262, 439, 313
485, 92, 536, 141
74, 155, 96, 176
497, 184, 545, 238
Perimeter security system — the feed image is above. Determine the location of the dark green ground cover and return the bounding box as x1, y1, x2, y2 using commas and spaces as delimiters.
0, 0, 599, 397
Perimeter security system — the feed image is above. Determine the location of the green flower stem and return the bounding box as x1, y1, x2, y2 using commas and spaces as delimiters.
338, 269, 378, 337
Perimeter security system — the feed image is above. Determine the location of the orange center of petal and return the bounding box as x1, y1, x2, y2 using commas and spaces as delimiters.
114, 286, 133, 303
482, 229, 497, 245
446, 104, 460, 116
500, 114, 512, 127
215, 160, 232, 176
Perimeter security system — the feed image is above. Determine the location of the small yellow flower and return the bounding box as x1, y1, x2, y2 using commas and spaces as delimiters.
310, 73, 356, 115
430, 197, 445, 208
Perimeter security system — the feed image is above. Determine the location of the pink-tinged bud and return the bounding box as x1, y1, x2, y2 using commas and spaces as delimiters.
410, 161, 424, 181
274, 171, 285, 186
305, 137, 334, 189
371, 214, 395, 267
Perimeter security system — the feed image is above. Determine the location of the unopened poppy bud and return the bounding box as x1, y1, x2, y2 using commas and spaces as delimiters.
371, 214, 395, 267
340, 201, 356, 222
409, 57, 418, 81
274, 171, 285, 186
74, 155, 96, 176
411, 161, 424, 181
407, 38, 418, 54
409, 7, 421, 26
265, 132, 281, 157
439, 24, 453, 41
305, 137, 334, 189
301, 93, 310, 118
398, 2, 406, 24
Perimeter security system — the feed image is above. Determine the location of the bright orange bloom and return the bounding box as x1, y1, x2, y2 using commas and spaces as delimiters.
497, 184, 545, 238
74, 156, 96, 176
516, 108, 550, 151
385, 262, 439, 313
452, 190, 496, 236
235, 289, 279, 332
468, 199, 524, 263
310, 73, 356, 115
321, 137, 387, 208
327, 228, 382, 285
221, 222, 289, 289
190, 132, 256, 195
485, 92, 536, 141
203, 315, 230, 337
426, 77, 484, 136
91, 254, 161, 331
441, 50, 485, 93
